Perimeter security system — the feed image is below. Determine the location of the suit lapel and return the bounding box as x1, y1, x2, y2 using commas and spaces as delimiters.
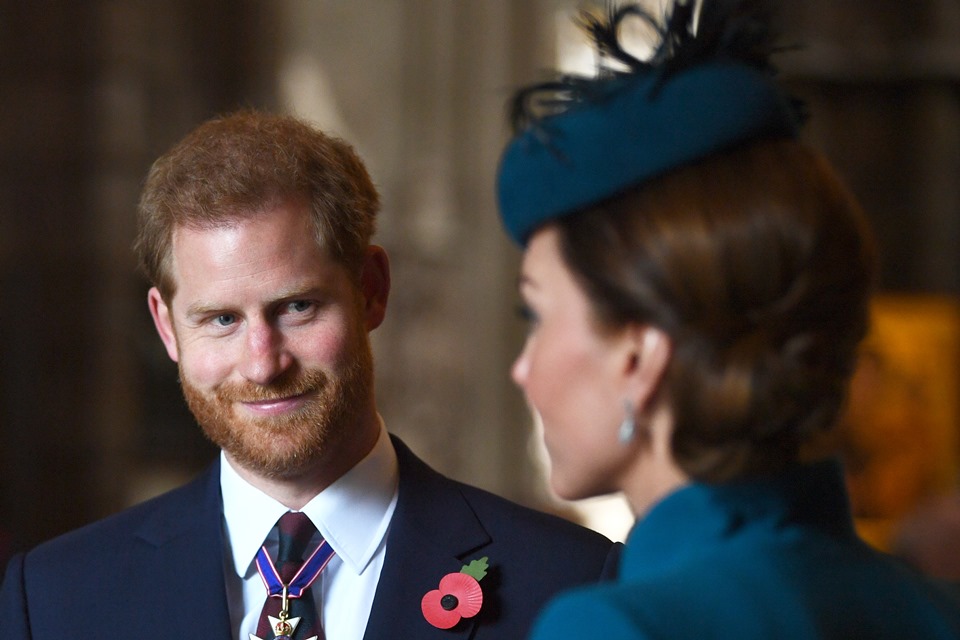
363, 437, 491, 640
133, 460, 233, 639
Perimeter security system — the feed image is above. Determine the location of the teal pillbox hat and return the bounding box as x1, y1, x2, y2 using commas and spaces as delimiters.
496, 2, 802, 246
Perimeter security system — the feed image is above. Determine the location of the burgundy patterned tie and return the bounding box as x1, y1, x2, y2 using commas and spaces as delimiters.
255, 512, 327, 640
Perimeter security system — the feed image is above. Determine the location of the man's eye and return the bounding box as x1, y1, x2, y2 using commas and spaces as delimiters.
288, 300, 312, 313
214, 314, 236, 327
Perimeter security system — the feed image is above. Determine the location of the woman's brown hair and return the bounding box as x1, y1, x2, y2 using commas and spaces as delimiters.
554, 138, 877, 482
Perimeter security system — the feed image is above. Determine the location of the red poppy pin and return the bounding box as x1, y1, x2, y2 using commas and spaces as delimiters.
421, 556, 489, 629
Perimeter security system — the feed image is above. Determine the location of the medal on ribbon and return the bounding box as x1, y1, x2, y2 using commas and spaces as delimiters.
249, 540, 335, 640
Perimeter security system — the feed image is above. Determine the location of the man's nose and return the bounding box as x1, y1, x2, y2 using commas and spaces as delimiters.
238, 319, 291, 385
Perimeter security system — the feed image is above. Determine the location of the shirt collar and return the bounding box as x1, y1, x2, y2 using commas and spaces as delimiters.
221, 420, 399, 579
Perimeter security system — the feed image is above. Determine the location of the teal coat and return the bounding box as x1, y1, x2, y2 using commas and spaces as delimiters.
529, 461, 960, 639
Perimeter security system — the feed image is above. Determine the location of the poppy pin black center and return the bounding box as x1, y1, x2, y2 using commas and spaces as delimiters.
440, 594, 459, 611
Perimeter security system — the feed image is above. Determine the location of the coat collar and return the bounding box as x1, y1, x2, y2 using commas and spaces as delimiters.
133, 459, 233, 639
622, 459, 856, 579
362, 436, 491, 640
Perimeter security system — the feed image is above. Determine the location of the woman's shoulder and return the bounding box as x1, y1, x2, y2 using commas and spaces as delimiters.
529, 583, 657, 640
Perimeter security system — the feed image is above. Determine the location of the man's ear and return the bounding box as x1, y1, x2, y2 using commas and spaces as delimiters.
624, 324, 672, 411
360, 245, 390, 331
147, 287, 180, 362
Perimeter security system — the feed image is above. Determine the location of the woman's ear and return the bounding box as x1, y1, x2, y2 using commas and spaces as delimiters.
624, 324, 672, 411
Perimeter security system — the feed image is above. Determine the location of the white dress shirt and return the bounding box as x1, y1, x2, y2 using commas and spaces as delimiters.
220, 422, 399, 640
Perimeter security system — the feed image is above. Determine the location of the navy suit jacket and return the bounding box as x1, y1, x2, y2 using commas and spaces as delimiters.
1, 436, 619, 639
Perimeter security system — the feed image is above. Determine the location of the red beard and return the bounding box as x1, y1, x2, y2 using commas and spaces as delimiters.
181, 337, 374, 480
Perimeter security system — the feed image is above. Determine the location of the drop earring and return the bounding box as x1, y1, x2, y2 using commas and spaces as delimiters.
618, 400, 636, 444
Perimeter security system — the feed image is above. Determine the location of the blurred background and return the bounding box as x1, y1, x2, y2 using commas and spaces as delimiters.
2, 1, 959, 581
